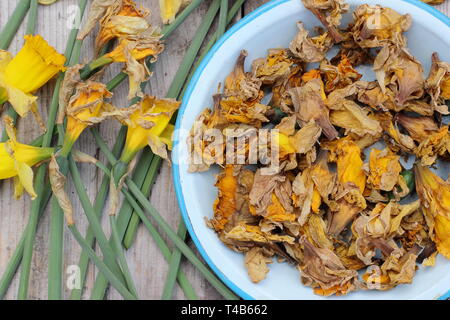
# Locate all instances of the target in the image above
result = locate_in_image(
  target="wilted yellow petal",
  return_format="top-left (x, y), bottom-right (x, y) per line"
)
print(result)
top-left (325, 137), bottom-right (366, 193)
top-left (14, 161), bottom-right (37, 199)
top-left (159, 0), bottom-right (184, 24)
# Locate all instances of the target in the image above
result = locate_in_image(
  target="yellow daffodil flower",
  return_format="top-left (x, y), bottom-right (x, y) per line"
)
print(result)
top-left (0, 35), bottom-right (65, 118)
top-left (118, 95), bottom-right (180, 163)
top-left (0, 116), bottom-right (54, 199)
top-left (62, 81), bottom-right (114, 156)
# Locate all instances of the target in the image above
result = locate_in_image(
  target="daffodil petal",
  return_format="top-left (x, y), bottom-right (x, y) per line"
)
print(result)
top-left (14, 161), bottom-right (37, 199)
top-left (148, 134), bottom-right (169, 160)
top-left (0, 50), bottom-right (12, 72)
top-left (159, 0), bottom-right (183, 24)
top-left (4, 84), bottom-right (37, 117)
top-left (13, 176), bottom-right (24, 200)
top-left (159, 123), bottom-right (175, 150)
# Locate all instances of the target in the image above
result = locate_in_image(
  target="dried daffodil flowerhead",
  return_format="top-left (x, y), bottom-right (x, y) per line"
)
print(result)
top-left (118, 95), bottom-right (180, 163)
top-left (62, 81), bottom-right (114, 156)
top-left (414, 165), bottom-right (450, 259)
top-left (0, 35), bottom-right (65, 117)
top-left (78, 0), bottom-right (151, 49)
top-left (0, 116), bottom-right (54, 199)
top-left (159, 0), bottom-right (191, 24)
top-left (351, 4), bottom-right (411, 48)
top-left (96, 0), bottom-right (151, 50)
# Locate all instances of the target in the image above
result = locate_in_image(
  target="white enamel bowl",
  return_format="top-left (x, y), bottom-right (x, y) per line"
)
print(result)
top-left (172, 0), bottom-right (450, 299)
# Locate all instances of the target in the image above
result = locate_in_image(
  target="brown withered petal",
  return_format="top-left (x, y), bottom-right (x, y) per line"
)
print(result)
top-left (425, 52), bottom-right (450, 114)
top-left (320, 56), bottom-right (362, 93)
top-left (249, 169), bottom-right (293, 217)
top-left (77, 0), bottom-right (118, 40)
top-left (252, 49), bottom-right (295, 85)
top-left (329, 100), bottom-right (382, 137)
top-left (396, 114), bottom-right (439, 142)
top-left (49, 155), bottom-right (74, 226)
top-left (351, 4), bottom-right (411, 48)
top-left (301, 0), bottom-right (349, 43)
top-left (225, 50), bottom-right (262, 101)
top-left (375, 112), bottom-right (416, 153)
top-left (302, 214), bottom-right (334, 250)
top-left (289, 79), bottom-right (338, 140)
top-left (289, 22), bottom-right (334, 63)
top-left (374, 46), bottom-right (424, 106)
top-left (367, 148), bottom-right (402, 192)
top-left (224, 222), bottom-right (295, 244)
top-left (244, 247), bottom-right (273, 283)
top-left (415, 126), bottom-right (449, 166)
top-left (299, 237), bottom-right (359, 296)
top-left (290, 120), bottom-right (322, 154)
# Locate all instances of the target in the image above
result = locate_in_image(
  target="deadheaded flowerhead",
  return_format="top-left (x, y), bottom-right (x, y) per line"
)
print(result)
top-left (425, 53), bottom-right (450, 114)
top-left (414, 165), bottom-right (450, 259)
top-left (374, 46), bottom-right (424, 106)
top-left (289, 22), bottom-right (334, 63)
top-left (351, 4), bottom-right (411, 48)
top-left (289, 78), bottom-right (338, 140)
top-left (301, 0), bottom-right (349, 43)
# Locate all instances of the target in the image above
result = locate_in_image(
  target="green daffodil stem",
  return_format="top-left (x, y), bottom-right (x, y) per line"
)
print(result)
top-left (25, 0), bottom-right (38, 35)
top-left (17, 0), bottom-right (88, 300)
top-left (109, 215), bottom-right (139, 298)
top-left (161, 220), bottom-right (187, 299)
top-left (91, 155), bottom-right (198, 299)
top-left (0, 0), bottom-right (31, 50)
top-left (67, 224), bottom-right (137, 300)
top-left (68, 157), bottom-right (131, 295)
top-left (217, 0), bottom-right (228, 38)
top-left (69, 126), bottom-right (126, 300)
top-left (88, 146), bottom-right (153, 300)
top-left (48, 148), bottom-right (67, 300)
top-left (122, 155), bottom-right (161, 249)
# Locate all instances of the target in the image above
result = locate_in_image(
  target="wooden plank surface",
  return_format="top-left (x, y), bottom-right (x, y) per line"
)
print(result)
top-left (0, 0), bottom-right (448, 300)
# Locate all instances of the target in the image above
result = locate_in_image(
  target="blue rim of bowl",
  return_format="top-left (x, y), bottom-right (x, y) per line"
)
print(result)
top-left (172, 0), bottom-right (450, 300)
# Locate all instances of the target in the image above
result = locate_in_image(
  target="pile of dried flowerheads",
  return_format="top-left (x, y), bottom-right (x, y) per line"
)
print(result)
top-left (189, 0), bottom-right (450, 296)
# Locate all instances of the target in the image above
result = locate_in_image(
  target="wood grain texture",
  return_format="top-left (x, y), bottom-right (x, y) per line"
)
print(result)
top-left (0, 0), bottom-right (448, 300)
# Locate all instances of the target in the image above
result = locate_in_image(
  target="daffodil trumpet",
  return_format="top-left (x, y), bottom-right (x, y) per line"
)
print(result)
top-left (0, 116), bottom-right (54, 199)
top-left (116, 95), bottom-right (180, 164)
top-left (59, 77), bottom-right (116, 157)
top-left (0, 35), bottom-right (66, 121)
